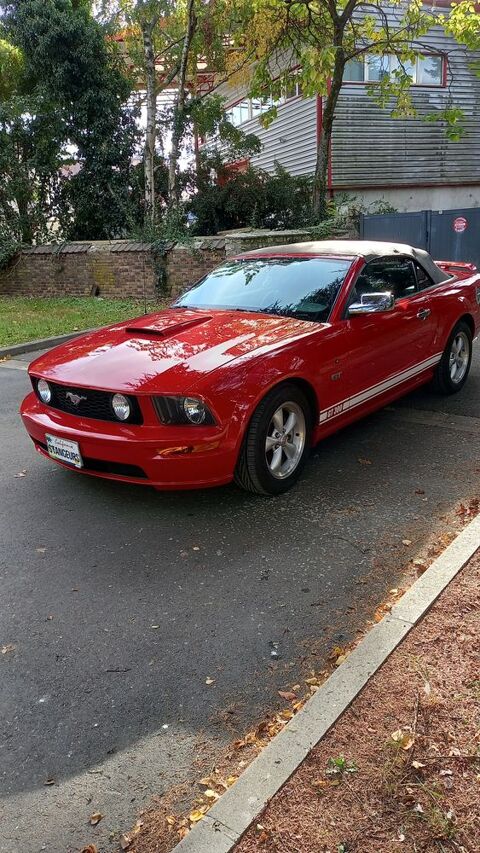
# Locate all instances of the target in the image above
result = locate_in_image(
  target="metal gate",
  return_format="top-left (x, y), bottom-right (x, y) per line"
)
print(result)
top-left (360, 207), bottom-right (480, 269)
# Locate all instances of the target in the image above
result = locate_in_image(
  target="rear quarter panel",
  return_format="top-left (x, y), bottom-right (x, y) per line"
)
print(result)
top-left (431, 272), bottom-right (480, 350)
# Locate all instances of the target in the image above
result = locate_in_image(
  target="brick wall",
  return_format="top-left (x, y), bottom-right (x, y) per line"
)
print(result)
top-left (0, 231), bottom-right (316, 300)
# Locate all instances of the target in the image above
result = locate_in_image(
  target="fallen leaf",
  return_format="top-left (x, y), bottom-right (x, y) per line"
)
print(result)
top-left (204, 789), bottom-right (218, 800)
top-left (311, 779), bottom-right (329, 788)
top-left (278, 690), bottom-right (296, 701)
top-left (89, 812), bottom-right (103, 826)
top-left (177, 827), bottom-right (189, 840)
top-left (328, 646), bottom-right (345, 661)
top-left (119, 820), bottom-right (143, 850)
top-left (335, 654), bottom-right (347, 666)
top-left (391, 729), bottom-right (415, 750)
top-left (357, 457), bottom-right (372, 465)
top-left (412, 760), bottom-right (426, 769)
top-left (205, 676), bottom-right (215, 685)
top-left (415, 489), bottom-right (425, 495)
top-left (1, 643), bottom-right (15, 655)
top-left (165, 815), bottom-right (176, 827)
top-left (81, 846), bottom-right (98, 853)
top-left (280, 708), bottom-right (294, 720)
top-left (402, 539), bottom-right (412, 546)
top-left (189, 809), bottom-right (205, 823)
top-left (305, 676), bottom-right (319, 686)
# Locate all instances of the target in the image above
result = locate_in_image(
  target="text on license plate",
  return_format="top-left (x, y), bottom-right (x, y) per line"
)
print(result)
top-left (45, 434), bottom-right (83, 468)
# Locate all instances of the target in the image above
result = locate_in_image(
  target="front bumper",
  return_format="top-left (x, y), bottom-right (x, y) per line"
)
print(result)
top-left (20, 392), bottom-right (237, 489)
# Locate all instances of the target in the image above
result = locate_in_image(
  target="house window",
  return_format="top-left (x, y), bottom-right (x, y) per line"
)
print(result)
top-left (417, 54), bottom-right (443, 85)
top-left (344, 52), bottom-right (444, 86)
top-left (366, 55), bottom-right (390, 82)
top-left (227, 100), bottom-right (250, 126)
top-left (344, 57), bottom-right (364, 81)
top-left (225, 72), bottom-right (301, 128)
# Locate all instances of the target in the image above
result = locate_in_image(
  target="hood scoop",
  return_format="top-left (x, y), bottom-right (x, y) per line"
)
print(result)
top-left (125, 314), bottom-right (211, 338)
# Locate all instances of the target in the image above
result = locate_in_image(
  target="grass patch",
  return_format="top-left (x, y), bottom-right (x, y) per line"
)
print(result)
top-left (0, 296), bottom-right (163, 347)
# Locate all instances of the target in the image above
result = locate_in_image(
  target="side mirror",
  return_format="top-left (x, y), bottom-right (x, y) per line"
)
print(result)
top-left (348, 291), bottom-right (395, 316)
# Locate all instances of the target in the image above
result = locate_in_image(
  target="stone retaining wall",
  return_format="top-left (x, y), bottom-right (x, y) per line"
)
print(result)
top-left (0, 230), bottom-right (315, 301)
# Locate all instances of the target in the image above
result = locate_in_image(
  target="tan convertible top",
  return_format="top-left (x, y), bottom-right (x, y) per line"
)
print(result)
top-left (238, 239), bottom-right (450, 285)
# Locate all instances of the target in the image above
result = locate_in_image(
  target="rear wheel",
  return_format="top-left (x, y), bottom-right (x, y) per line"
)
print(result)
top-left (433, 321), bottom-right (472, 395)
top-left (234, 384), bottom-right (312, 495)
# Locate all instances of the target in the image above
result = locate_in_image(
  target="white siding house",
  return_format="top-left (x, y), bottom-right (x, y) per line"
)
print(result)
top-left (204, 20), bottom-right (480, 213)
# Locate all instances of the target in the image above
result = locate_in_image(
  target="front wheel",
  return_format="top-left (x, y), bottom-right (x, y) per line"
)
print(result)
top-left (234, 384), bottom-right (312, 495)
top-left (433, 321), bottom-right (472, 395)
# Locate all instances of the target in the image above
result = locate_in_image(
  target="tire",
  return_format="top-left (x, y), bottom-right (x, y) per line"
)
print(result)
top-left (234, 383), bottom-right (312, 495)
top-left (433, 320), bottom-right (472, 395)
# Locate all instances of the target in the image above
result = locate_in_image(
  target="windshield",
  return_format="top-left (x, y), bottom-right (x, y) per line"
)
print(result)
top-left (173, 257), bottom-right (351, 323)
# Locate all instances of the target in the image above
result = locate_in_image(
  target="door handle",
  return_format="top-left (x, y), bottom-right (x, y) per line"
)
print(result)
top-left (417, 308), bottom-right (431, 320)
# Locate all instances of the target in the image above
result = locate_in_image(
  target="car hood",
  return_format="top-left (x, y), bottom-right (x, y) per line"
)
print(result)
top-left (29, 309), bottom-right (319, 394)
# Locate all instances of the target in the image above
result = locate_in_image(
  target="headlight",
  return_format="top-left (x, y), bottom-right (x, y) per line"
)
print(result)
top-left (153, 396), bottom-right (215, 425)
top-left (183, 397), bottom-right (207, 424)
top-left (111, 393), bottom-right (131, 421)
top-left (37, 379), bottom-right (52, 404)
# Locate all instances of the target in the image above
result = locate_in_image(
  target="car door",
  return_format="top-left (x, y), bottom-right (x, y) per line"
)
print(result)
top-left (343, 256), bottom-right (437, 411)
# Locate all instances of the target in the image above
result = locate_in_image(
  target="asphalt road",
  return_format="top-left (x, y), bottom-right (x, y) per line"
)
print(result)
top-left (1, 347), bottom-right (480, 852)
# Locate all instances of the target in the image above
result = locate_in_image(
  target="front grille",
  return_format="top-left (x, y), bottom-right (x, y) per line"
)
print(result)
top-left (35, 440), bottom-right (148, 479)
top-left (32, 378), bottom-right (143, 424)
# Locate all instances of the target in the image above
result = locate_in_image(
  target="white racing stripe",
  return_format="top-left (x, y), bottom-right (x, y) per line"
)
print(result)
top-left (319, 352), bottom-right (443, 424)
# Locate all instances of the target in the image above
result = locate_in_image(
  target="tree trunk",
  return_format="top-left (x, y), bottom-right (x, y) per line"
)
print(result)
top-left (168, 0), bottom-right (196, 208)
top-left (142, 19), bottom-right (156, 224)
top-left (312, 47), bottom-right (345, 220)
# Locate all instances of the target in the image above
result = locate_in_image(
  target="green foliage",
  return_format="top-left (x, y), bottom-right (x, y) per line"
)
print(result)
top-left (0, 0), bottom-right (139, 243)
top-left (190, 163), bottom-right (315, 235)
top-left (129, 205), bottom-right (194, 296)
top-left (0, 37), bottom-right (24, 99)
top-left (444, 1), bottom-right (480, 51)
top-left (425, 106), bottom-right (467, 142)
top-left (0, 229), bottom-right (21, 271)
top-left (326, 755), bottom-right (358, 777)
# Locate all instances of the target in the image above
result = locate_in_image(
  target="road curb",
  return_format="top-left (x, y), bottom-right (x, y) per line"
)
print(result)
top-left (173, 513), bottom-right (480, 853)
top-left (0, 329), bottom-right (94, 358)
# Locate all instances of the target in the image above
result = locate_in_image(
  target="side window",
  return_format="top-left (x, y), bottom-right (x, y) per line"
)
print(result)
top-left (414, 262), bottom-right (434, 291)
top-left (350, 258), bottom-right (418, 304)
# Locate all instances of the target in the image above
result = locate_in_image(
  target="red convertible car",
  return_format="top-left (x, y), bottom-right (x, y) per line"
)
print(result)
top-left (21, 240), bottom-right (480, 495)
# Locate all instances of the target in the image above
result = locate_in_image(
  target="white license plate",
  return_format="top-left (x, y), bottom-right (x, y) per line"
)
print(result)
top-left (45, 434), bottom-right (83, 468)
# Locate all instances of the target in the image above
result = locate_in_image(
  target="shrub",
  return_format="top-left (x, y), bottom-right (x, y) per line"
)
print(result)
top-left (189, 162), bottom-right (315, 235)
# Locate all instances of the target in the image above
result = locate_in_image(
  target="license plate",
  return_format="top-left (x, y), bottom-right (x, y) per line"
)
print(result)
top-left (45, 434), bottom-right (83, 468)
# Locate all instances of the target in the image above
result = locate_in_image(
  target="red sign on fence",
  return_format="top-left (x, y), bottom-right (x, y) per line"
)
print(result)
top-left (453, 216), bottom-right (468, 233)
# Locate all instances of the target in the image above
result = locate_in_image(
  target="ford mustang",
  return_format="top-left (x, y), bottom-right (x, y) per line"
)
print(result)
top-left (21, 240), bottom-right (480, 495)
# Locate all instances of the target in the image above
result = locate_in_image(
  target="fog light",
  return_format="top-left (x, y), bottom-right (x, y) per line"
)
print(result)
top-left (183, 397), bottom-right (206, 424)
top-left (112, 393), bottom-right (131, 421)
top-left (37, 379), bottom-right (51, 404)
